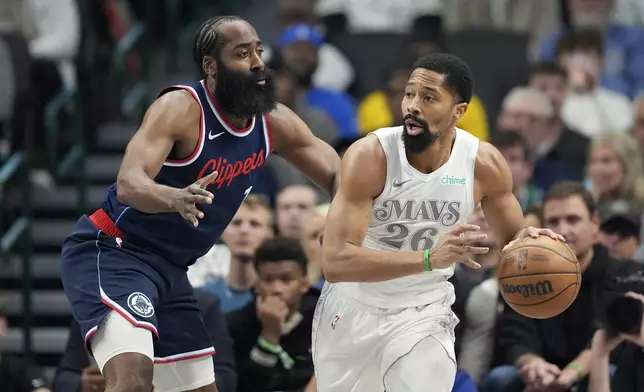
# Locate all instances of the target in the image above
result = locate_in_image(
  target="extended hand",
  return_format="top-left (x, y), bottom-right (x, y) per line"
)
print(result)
top-left (503, 227), bottom-right (565, 252)
top-left (172, 171), bottom-right (218, 227)
top-left (429, 223), bottom-right (490, 270)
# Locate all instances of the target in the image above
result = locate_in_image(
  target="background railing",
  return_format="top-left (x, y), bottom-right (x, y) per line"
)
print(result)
top-left (0, 152), bottom-right (32, 359)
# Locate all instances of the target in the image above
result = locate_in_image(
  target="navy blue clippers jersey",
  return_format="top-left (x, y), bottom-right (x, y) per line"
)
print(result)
top-left (101, 80), bottom-right (272, 266)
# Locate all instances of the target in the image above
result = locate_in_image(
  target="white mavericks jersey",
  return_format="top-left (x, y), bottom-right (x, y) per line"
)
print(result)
top-left (339, 126), bottom-right (479, 309)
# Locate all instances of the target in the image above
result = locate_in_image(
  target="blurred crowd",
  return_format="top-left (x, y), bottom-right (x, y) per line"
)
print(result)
top-left (2, 0), bottom-right (644, 391)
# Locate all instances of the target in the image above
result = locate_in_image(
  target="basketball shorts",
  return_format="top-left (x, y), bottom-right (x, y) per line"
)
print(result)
top-left (312, 283), bottom-right (459, 392)
top-left (60, 214), bottom-right (215, 391)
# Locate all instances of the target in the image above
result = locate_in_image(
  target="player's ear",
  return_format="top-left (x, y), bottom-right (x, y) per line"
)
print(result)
top-left (454, 102), bottom-right (468, 120)
top-left (202, 55), bottom-right (217, 77)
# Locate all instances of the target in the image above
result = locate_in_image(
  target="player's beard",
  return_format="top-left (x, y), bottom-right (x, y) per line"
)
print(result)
top-left (401, 114), bottom-right (439, 154)
top-left (214, 63), bottom-right (277, 118)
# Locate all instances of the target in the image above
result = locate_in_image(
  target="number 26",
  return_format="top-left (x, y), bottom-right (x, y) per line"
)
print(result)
top-left (378, 224), bottom-right (438, 251)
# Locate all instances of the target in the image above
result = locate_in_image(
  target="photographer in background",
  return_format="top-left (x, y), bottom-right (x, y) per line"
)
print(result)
top-left (589, 271), bottom-right (644, 392)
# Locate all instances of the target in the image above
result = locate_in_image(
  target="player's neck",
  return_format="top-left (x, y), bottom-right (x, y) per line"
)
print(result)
top-left (226, 256), bottom-right (257, 290)
top-left (406, 127), bottom-right (456, 174)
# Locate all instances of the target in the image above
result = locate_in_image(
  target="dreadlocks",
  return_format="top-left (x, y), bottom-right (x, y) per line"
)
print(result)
top-left (193, 15), bottom-right (242, 76)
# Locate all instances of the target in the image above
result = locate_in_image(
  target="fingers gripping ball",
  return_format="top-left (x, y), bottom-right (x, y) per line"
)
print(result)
top-left (499, 236), bottom-right (581, 319)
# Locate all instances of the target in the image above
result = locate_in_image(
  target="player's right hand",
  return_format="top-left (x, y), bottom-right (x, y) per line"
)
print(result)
top-left (428, 223), bottom-right (489, 270)
top-left (172, 171), bottom-right (218, 227)
top-left (257, 295), bottom-right (289, 343)
top-left (81, 365), bottom-right (106, 392)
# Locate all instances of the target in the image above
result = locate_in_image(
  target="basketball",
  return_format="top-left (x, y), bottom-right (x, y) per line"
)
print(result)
top-left (498, 236), bottom-right (581, 319)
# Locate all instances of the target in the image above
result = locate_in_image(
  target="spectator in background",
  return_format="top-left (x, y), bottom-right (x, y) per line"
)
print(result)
top-left (497, 87), bottom-right (581, 190)
top-left (227, 237), bottom-right (317, 392)
top-left (555, 29), bottom-right (634, 138)
top-left (587, 132), bottom-right (644, 208)
top-left (357, 61), bottom-right (410, 134)
top-left (523, 203), bottom-right (543, 228)
top-left (275, 185), bottom-right (317, 239)
top-left (481, 182), bottom-right (633, 392)
top-left (528, 62), bottom-right (590, 181)
top-left (597, 199), bottom-right (644, 262)
top-left (266, 55), bottom-right (337, 203)
top-left (261, 0), bottom-right (355, 93)
top-left (491, 132), bottom-right (542, 211)
top-left (0, 299), bottom-right (50, 392)
top-left (632, 95), bottom-right (644, 159)
top-left (539, 0), bottom-right (644, 99)
top-left (202, 195), bottom-right (274, 314)
top-left (52, 289), bottom-right (237, 392)
top-left (314, 0), bottom-right (442, 35)
top-left (279, 24), bottom-right (359, 140)
top-left (301, 204), bottom-right (329, 291)
top-left (443, 0), bottom-right (561, 60)
top-left (358, 59), bottom-right (490, 141)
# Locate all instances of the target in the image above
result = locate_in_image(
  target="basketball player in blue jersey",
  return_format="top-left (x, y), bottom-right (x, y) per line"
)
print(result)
top-left (59, 16), bottom-right (340, 392)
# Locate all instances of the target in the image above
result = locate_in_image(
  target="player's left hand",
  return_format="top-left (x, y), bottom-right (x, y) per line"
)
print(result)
top-left (503, 227), bottom-right (565, 252)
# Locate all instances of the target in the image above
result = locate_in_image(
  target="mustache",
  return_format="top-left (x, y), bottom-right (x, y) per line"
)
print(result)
top-left (403, 114), bottom-right (429, 129)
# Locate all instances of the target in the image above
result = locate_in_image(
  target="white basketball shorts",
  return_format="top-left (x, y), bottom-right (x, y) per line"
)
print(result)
top-left (312, 284), bottom-right (458, 392)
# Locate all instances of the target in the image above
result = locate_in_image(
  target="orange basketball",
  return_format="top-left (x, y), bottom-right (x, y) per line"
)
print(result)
top-left (498, 236), bottom-right (581, 319)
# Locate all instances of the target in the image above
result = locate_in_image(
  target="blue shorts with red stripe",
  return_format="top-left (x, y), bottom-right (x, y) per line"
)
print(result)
top-left (60, 210), bottom-right (215, 363)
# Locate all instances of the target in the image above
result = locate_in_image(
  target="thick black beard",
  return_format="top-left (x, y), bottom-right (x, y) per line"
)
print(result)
top-left (213, 63), bottom-right (277, 119)
top-left (401, 114), bottom-right (439, 154)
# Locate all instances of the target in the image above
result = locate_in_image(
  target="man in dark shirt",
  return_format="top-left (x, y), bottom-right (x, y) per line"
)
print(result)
top-left (481, 182), bottom-right (644, 392)
top-left (52, 289), bottom-right (237, 392)
top-left (227, 237), bottom-right (318, 392)
top-left (0, 299), bottom-right (50, 392)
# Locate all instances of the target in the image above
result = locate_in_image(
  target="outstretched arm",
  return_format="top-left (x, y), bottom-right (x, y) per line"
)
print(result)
top-left (477, 142), bottom-right (562, 246)
top-left (116, 90), bottom-right (208, 213)
top-left (269, 104), bottom-right (341, 197)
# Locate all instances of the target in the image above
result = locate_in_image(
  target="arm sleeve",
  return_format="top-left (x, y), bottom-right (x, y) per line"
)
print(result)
top-left (458, 280), bottom-right (499, 383)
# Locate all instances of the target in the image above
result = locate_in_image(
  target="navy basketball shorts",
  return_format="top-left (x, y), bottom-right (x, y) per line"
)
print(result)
top-left (60, 211), bottom-right (215, 365)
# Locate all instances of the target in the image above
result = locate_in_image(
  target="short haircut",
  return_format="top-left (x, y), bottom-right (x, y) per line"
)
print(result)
top-left (193, 15), bottom-right (244, 75)
top-left (254, 236), bottom-right (308, 275)
top-left (491, 131), bottom-right (532, 162)
top-left (555, 28), bottom-right (604, 57)
top-left (412, 53), bottom-right (474, 104)
top-left (529, 62), bottom-right (567, 81)
top-left (543, 181), bottom-right (597, 217)
top-left (241, 194), bottom-right (273, 224)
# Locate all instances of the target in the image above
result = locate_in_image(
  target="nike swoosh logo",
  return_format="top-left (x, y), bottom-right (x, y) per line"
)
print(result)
top-left (208, 131), bottom-right (225, 140)
top-left (392, 179), bottom-right (411, 187)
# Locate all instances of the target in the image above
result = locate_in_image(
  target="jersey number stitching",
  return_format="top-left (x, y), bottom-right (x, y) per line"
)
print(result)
top-left (378, 224), bottom-right (439, 251)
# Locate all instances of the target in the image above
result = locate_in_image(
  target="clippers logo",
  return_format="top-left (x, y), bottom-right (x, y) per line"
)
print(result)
top-left (331, 315), bottom-right (340, 330)
top-left (127, 292), bottom-right (155, 318)
top-left (197, 150), bottom-right (266, 189)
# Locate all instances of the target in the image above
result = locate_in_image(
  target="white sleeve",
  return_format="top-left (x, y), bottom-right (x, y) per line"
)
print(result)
top-left (458, 279), bottom-right (499, 384)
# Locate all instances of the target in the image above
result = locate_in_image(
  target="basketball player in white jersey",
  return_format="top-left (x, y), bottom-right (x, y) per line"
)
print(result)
top-left (312, 53), bottom-right (564, 392)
